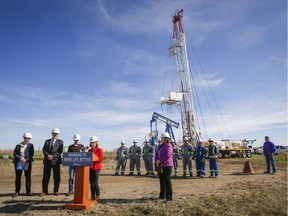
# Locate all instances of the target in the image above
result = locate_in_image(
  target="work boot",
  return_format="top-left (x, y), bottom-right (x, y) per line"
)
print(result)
top-left (151, 172), bottom-right (155, 175)
top-left (121, 171), bottom-right (125, 175)
top-left (129, 172), bottom-right (133, 176)
top-left (182, 171), bottom-right (187, 177)
top-left (146, 172), bottom-right (150, 175)
top-left (137, 172), bottom-right (141, 176)
top-left (115, 172), bottom-right (119, 176)
top-left (26, 192), bottom-right (32, 196)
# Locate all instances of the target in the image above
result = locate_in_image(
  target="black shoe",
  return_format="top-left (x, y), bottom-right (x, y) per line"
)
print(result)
top-left (137, 172), bottom-right (141, 176)
top-left (129, 173), bottom-right (133, 176)
top-left (12, 193), bottom-right (19, 198)
top-left (151, 172), bottom-right (155, 175)
top-left (146, 172), bottom-right (150, 175)
top-left (26, 192), bottom-right (32, 196)
top-left (54, 192), bottom-right (60, 196)
top-left (264, 171), bottom-right (271, 174)
top-left (121, 172), bottom-right (124, 175)
top-left (39, 192), bottom-right (47, 197)
top-left (91, 194), bottom-right (96, 200)
top-left (66, 191), bottom-right (73, 196)
top-left (95, 195), bottom-right (100, 202)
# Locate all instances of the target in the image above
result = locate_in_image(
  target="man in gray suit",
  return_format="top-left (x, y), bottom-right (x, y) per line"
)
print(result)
top-left (40, 128), bottom-right (63, 196)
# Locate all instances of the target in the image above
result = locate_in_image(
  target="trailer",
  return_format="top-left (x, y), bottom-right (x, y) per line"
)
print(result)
top-left (215, 139), bottom-right (256, 158)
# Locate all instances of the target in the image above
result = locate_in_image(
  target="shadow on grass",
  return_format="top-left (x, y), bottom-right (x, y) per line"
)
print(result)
top-left (98, 197), bottom-right (159, 204)
top-left (0, 198), bottom-right (68, 213)
top-left (229, 172), bottom-right (270, 176)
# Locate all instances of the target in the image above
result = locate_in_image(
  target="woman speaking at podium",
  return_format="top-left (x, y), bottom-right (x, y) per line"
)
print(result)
top-left (88, 136), bottom-right (104, 202)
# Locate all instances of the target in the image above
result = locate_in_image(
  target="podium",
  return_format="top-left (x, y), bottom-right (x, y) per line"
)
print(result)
top-left (63, 152), bottom-right (98, 210)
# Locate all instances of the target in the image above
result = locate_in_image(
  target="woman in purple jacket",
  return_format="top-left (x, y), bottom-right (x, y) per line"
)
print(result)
top-left (155, 132), bottom-right (174, 202)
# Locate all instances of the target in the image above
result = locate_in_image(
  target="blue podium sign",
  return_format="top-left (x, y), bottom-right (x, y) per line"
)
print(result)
top-left (63, 152), bottom-right (93, 167)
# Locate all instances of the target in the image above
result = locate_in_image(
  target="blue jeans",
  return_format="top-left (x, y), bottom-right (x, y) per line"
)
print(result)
top-left (68, 166), bottom-right (76, 191)
top-left (265, 154), bottom-right (276, 172)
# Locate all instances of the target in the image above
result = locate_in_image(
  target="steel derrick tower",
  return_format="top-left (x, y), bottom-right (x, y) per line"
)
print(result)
top-left (167, 9), bottom-right (199, 144)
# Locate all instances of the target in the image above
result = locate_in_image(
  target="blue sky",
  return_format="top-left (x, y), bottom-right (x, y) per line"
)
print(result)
top-left (0, 0), bottom-right (286, 150)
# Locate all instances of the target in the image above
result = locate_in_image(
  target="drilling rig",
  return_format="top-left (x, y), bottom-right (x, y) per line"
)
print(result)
top-left (160, 9), bottom-right (200, 145)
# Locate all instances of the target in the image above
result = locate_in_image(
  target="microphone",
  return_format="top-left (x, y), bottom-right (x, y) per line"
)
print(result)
top-left (81, 146), bottom-right (89, 152)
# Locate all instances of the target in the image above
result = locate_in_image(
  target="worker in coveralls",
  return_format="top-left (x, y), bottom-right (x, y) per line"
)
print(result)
top-left (194, 140), bottom-right (207, 177)
top-left (207, 138), bottom-right (219, 178)
top-left (129, 139), bottom-right (141, 175)
top-left (181, 137), bottom-right (193, 177)
top-left (142, 139), bottom-right (155, 175)
top-left (115, 141), bottom-right (128, 175)
top-left (171, 139), bottom-right (180, 177)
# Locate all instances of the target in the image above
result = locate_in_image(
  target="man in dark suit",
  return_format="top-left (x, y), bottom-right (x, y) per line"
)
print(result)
top-left (40, 128), bottom-right (63, 196)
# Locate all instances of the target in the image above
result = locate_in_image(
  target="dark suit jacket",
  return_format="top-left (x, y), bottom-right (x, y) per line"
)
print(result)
top-left (42, 138), bottom-right (63, 165)
top-left (13, 142), bottom-right (34, 163)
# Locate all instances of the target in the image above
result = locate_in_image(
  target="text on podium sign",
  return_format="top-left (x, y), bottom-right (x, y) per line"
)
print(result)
top-left (62, 152), bottom-right (93, 167)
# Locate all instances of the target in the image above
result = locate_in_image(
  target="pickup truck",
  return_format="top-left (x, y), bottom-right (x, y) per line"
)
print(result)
top-left (274, 145), bottom-right (288, 155)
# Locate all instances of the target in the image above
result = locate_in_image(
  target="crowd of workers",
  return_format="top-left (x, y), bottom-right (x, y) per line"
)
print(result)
top-left (114, 136), bottom-right (219, 178)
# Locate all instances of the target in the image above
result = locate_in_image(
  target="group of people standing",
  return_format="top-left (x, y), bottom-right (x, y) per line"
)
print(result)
top-left (115, 139), bottom-right (155, 176)
top-left (12, 130), bottom-right (277, 204)
top-left (114, 136), bottom-right (220, 179)
top-left (12, 128), bottom-right (104, 202)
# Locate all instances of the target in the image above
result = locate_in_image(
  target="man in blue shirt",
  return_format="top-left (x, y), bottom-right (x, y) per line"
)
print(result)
top-left (263, 136), bottom-right (276, 174)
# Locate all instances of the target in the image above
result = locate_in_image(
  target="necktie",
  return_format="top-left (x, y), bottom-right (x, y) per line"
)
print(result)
top-left (50, 139), bottom-right (54, 151)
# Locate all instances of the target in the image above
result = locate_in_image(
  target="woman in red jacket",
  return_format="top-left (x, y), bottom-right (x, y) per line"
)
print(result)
top-left (88, 136), bottom-right (103, 201)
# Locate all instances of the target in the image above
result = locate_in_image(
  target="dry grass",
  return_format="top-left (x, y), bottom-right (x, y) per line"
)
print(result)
top-left (0, 150), bottom-right (287, 216)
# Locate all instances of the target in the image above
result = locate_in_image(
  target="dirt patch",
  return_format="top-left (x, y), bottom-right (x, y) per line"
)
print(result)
top-left (0, 155), bottom-right (287, 215)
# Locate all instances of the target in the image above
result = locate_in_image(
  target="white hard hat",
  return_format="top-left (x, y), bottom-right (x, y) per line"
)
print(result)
top-left (133, 139), bottom-right (138, 143)
top-left (73, 133), bottom-right (81, 141)
top-left (183, 137), bottom-right (189, 141)
top-left (52, 128), bottom-right (60, 134)
top-left (89, 136), bottom-right (99, 142)
top-left (120, 140), bottom-right (125, 145)
top-left (197, 139), bottom-right (203, 143)
top-left (171, 139), bottom-right (175, 143)
top-left (23, 132), bottom-right (32, 139)
top-left (145, 139), bottom-right (149, 143)
top-left (208, 138), bottom-right (214, 142)
top-left (161, 132), bottom-right (170, 139)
